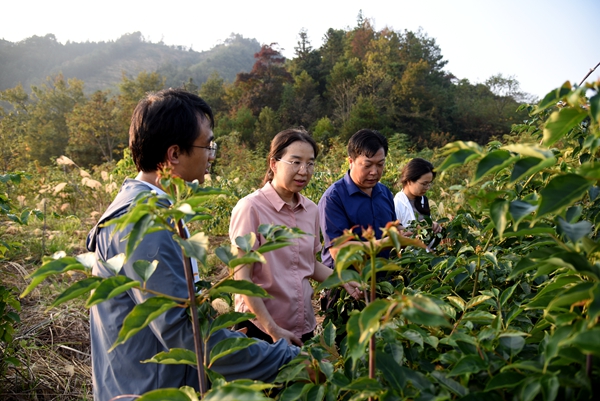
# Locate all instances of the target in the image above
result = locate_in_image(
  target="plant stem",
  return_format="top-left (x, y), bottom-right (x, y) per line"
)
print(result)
top-left (472, 233), bottom-right (494, 298)
top-left (368, 242), bottom-right (377, 401)
top-left (177, 220), bottom-right (207, 397)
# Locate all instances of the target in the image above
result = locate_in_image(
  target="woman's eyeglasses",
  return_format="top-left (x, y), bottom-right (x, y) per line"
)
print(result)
top-left (417, 181), bottom-right (433, 189)
top-left (276, 158), bottom-right (315, 173)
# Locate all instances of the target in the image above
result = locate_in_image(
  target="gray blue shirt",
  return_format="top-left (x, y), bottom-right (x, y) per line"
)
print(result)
top-left (86, 178), bottom-right (299, 401)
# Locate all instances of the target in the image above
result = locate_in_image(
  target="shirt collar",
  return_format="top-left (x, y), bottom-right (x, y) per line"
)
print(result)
top-left (134, 172), bottom-right (167, 196)
top-left (262, 181), bottom-right (306, 212)
top-left (343, 170), bottom-right (381, 197)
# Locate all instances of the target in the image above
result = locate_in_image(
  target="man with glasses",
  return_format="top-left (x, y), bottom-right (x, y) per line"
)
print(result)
top-left (317, 129), bottom-right (397, 321)
top-left (86, 88), bottom-right (300, 401)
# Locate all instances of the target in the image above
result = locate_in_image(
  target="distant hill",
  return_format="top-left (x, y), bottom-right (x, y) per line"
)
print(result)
top-left (0, 32), bottom-right (262, 93)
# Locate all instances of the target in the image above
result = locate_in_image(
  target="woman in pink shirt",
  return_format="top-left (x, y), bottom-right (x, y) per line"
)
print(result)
top-left (230, 128), bottom-right (360, 346)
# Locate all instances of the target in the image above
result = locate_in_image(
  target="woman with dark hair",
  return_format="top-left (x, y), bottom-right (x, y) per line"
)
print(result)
top-left (229, 128), bottom-right (361, 346)
top-left (394, 158), bottom-right (442, 234)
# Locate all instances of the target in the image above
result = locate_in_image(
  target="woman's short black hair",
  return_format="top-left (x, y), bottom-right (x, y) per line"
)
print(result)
top-left (129, 88), bottom-right (214, 172)
top-left (400, 158), bottom-right (436, 186)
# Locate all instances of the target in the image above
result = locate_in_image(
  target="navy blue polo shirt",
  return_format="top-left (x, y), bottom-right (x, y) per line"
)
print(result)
top-left (318, 171), bottom-right (397, 269)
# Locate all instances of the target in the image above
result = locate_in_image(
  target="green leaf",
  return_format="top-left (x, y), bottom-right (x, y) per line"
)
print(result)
top-left (209, 337), bottom-right (258, 366)
top-left (341, 377), bottom-right (384, 392)
top-left (305, 383), bottom-right (325, 401)
top-left (446, 295), bottom-right (466, 312)
top-left (110, 297), bottom-right (180, 351)
top-left (490, 199), bottom-right (509, 239)
top-left (534, 82), bottom-right (571, 114)
top-left (499, 336), bottom-right (525, 358)
top-left (461, 310), bottom-right (496, 325)
top-left (174, 232), bottom-right (208, 267)
top-left (142, 348), bottom-right (197, 366)
top-left (137, 388), bottom-right (194, 401)
top-left (358, 299), bottom-right (389, 343)
top-left (505, 224), bottom-right (555, 238)
top-left (543, 107), bottom-right (587, 146)
top-left (235, 232), bottom-right (256, 253)
top-left (437, 149), bottom-right (480, 172)
top-left (209, 279), bottom-right (271, 298)
top-left (543, 325), bottom-right (573, 370)
top-left (521, 379), bottom-right (542, 401)
top-left (206, 386), bottom-right (277, 401)
top-left (587, 284), bottom-right (600, 325)
top-left (133, 259), bottom-right (159, 282)
top-left (509, 257), bottom-right (536, 279)
top-left (277, 382), bottom-right (310, 401)
top-left (509, 200), bottom-right (537, 225)
top-left (375, 350), bottom-right (405, 390)
top-left (403, 296), bottom-right (450, 327)
top-left (125, 214), bottom-right (154, 260)
top-left (75, 252), bottom-right (97, 269)
top-left (101, 253), bottom-right (126, 276)
top-left (86, 275), bottom-right (141, 307)
top-left (510, 156), bottom-right (556, 183)
top-left (215, 246), bottom-right (235, 265)
top-left (49, 277), bottom-right (103, 308)
top-left (430, 370), bottom-right (468, 397)
top-left (502, 144), bottom-right (554, 159)
top-left (315, 269), bottom-right (361, 292)
top-left (547, 282), bottom-right (595, 311)
top-left (590, 93), bottom-right (600, 124)
top-left (209, 311), bottom-right (255, 336)
top-left (466, 295), bottom-right (492, 310)
top-left (541, 375), bottom-right (559, 401)
top-left (399, 329), bottom-right (424, 347)
top-left (334, 244), bottom-right (365, 274)
top-left (500, 283), bottom-right (519, 306)
top-left (346, 312), bottom-right (367, 365)
top-left (474, 150), bottom-right (514, 182)
top-left (556, 217), bottom-right (592, 243)
top-left (537, 174), bottom-right (591, 219)
top-left (484, 371), bottom-right (526, 391)
top-left (275, 359), bottom-right (311, 383)
top-left (21, 257), bottom-right (85, 298)
top-left (179, 386), bottom-right (200, 401)
top-left (448, 355), bottom-right (488, 376)
top-left (228, 253), bottom-right (266, 269)
top-left (256, 241), bottom-right (294, 254)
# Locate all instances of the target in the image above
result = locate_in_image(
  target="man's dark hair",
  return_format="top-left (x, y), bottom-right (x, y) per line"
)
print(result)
top-left (129, 88), bottom-right (214, 172)
top-left (347, 129), bottom-right (388, 159)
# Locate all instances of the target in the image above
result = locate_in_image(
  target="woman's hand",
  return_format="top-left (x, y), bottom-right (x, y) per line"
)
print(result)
top-left (268, 325), bottom-right (303, 346)
top-left (342, 281), bottom-right (363, 300)
top-left (432, 221), bottom-right (442, 234)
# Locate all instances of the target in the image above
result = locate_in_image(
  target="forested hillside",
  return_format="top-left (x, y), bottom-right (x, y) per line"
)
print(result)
top-left (1, 16), bottom-right (532, 170)
top-left (0, 32), bottom-right (261, 93)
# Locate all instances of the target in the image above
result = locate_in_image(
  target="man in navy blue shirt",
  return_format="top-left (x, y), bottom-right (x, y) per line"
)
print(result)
top-left (318, 129), bottom-right (397, 317)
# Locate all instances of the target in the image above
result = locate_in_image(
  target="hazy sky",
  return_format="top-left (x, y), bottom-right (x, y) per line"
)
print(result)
top-left (2, 0), bottom-right (599, 99)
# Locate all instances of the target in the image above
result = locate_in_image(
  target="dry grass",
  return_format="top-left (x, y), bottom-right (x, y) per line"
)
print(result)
top-left (0, 232), bottom-right (325, 400)
top-left (1, 260), bottom-right (92, 400)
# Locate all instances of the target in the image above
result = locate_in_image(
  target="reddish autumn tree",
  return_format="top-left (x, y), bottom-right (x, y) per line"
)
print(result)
top-left (233, 44), bottom-right (292, 116)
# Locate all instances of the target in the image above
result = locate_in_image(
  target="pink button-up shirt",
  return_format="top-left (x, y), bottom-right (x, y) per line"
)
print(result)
top-left (229, 182), bottom-right (322, 337)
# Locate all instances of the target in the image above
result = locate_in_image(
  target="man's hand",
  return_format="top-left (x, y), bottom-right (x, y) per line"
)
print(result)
top-left (432, 221), bottom-right (442, 234)
top-left (342, 281), bottom-right (363, 300)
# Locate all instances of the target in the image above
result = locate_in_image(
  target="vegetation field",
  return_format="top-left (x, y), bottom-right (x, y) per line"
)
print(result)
top-left (1, 14), bottom-right (599, 401)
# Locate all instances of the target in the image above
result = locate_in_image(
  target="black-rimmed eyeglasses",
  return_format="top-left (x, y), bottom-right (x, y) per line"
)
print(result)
top-left (191, 141), bottom-right (217, 157)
